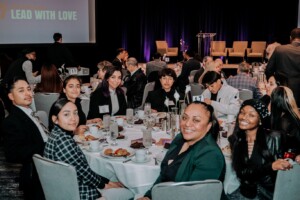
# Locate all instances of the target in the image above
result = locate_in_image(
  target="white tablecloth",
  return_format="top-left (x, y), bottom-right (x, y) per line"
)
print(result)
top-left (83, 124), bottom-right (170, 195)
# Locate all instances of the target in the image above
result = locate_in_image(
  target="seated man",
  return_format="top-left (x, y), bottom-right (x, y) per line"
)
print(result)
top-left (227, 62), bottom-right (262, 99)
top-left (1, 77), bottom-right (46, 200)
top-left (202, 71), bottom-right (240, 118)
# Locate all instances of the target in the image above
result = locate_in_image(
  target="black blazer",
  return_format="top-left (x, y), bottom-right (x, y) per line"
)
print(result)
top-left (1, 105), bottom-right (45, 199)
top-left (87, 88), bottom-right (127, 119)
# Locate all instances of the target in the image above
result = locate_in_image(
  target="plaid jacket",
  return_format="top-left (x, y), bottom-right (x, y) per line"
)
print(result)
top-left (44, 125), bottom-right (109, 200)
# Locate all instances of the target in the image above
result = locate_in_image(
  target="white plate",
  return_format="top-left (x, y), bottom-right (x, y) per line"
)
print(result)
top-left (85, 146), bottom-right (103, 152)
top-left (131, 157), bottom-right (151, 163)
top-left (101, 147), bottom-right (135, 159)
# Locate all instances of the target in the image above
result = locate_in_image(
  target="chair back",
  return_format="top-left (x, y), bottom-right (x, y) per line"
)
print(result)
top-left (140, 82), bottom-right (155, 109)
top-left (247, 41), bottom-right (266, 61)
top-left (156, 40), bottom-right (178, 57)
top-left (239, 89), bottom-right (253, 102)
top-left (35, 110), bottom-right (48, 128)
top-left (210, 41), bottom-right (227, 57)
top-left (151, 180), bottom-right (223, 200)
top-left (32, 154), bottom-right (80, 200)
top-left (228, 41), bottom-right (248, 58)
top-left (273, 164), bottom-right (300, 200)
top-left (190, 83), bottom-right (205, 98)
top-left (34, 93), bottom-right (59, 116)
top-left (189, 70), bottom-right (199, 83)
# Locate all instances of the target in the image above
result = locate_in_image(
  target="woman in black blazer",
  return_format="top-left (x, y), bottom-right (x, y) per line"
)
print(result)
top-left (88, 67), bottom-right (127, 119)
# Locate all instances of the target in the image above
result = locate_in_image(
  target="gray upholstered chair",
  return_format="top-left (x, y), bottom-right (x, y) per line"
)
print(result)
top-left (33, 154), bottom-right (80, 200)
top-left (140, 81), bottom-right (155, 109)
top-left (239, 89), bottom-right (253, 102)
top-left (34, 93), bottom-right (59, 117)
top-left (151, 180), bottom-right (223, 200)
top-left (273, 163), bottom-right (300, 200)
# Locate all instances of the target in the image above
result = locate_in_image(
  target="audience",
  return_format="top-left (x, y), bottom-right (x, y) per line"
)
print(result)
top-left (228, 99), bottom-right (291, 200)
top-left (88, 67), bottom-right (127, 119)
top-left (1, 77), bottom-right (45, 200)
top-left (145, 68), bottom-right (183, 112)
top-left (138, 102), bottom-right (225, 200)
top-left (124, 57), bottom-right (147, 109)
top-left (3, 49), bottom-right (40, 86)
top-left (59, 75), bottom-right (101, 135)
top-left (34, 63), bottom-right (62, 93)
top-left (45, 98), bottom-right (133, 200)
top-left (270, 86), bottom-right (300, 163)
top-left (146, 52), bottom-right (167, 77)
top-left (202, 71), bottom-right (240, 118)
top-left (227, 62), bottom-right (262, 99)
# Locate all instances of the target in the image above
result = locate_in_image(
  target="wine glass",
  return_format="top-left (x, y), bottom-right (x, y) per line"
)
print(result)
top-left (144, 103), bottom-right (151, 117)
top-left (110, 122), bottom-right (118, 146)
top-left (142, 128), bottom-right (152, 155)
top-left (102, 114), bottom-right (110, 143)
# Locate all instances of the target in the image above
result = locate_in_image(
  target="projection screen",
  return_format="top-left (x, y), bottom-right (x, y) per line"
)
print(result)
top-left (0, 0), bottom-right (95, 44)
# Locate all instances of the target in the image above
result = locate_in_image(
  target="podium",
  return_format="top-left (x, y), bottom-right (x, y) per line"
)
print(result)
top-left (196, 32), bottom-right (216, 58)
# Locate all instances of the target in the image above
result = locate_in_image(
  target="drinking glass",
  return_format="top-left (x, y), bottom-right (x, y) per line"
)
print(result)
top-left (126, 108), bottom-right (134, 128)
top-left (144, 103), bottom-right (151, 117)
top-left (142, 128), bottom-right (152, 155)
top-left (103, 114), bottom-right (110, 143)
top-left (110, 122), bottom-right (118, 146)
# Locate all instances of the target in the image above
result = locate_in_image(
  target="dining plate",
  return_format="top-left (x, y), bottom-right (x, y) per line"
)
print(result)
top-left (85, 146), bottom-right (103, 152)
top-left (101, 147), bottom-right (135, 159)
top-left (131, 157), bottom-right (151, 164)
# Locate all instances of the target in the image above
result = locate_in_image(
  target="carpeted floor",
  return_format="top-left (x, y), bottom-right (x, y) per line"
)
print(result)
top-left (0, 146), bottom-right (24, 199)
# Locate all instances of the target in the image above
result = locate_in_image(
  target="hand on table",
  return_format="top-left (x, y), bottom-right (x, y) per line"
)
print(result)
top-left (74, 125), bottom-right (88, 135)
top-left (295, 155), bottom-right (300, 164)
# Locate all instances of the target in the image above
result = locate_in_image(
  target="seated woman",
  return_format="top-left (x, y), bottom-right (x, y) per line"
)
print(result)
top-left (59, 75), bottom-right (101, 135)
top-left (270, 86), bottom-right (300, 164)
top-left (45, 98), bottom-right (133, 200)
top-left (87, 67), bottom-right (127, 119)
top-left (145, 68), bottom-right (184, 112)
top-left (138, 102), bottom-right (225, 200)
top-left (228, 99), bottom-right (292, 200)
top-left (34, 63), bottom-right (62, 93)
top-left (201, 71), bottom-right (240, 118)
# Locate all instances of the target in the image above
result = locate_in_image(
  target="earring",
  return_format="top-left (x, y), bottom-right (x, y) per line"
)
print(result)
top-left (259, 121), bottom-right (262, 125)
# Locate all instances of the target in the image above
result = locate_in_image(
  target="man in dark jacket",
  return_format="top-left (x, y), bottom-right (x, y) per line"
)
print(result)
top-left (124, 57), bottom-right (147, 109)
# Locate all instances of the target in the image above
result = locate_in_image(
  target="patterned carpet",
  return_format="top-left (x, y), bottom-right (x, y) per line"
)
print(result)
top-left (0, 146), bottom-right (24, 199)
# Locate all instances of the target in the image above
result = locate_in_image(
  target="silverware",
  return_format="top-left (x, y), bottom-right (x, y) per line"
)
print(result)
top-left (123, 158), bottom-right (131, 163)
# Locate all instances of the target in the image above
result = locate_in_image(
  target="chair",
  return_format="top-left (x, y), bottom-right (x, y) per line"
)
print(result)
top-left (151, 180), bottom-right (223, 200)
top-left (35, 110), bottom-right (48, 128)
top-left (239, 89), bottom-right (253, 102)
top-left (190, 83), bottom-right (205, 100)
top-left (210, 41), bottom-right (227, 57)
top-left (228, 41), bottom-right (248, 59)
top-left (155, 41), bottom-right (178, 57)
top-left (32, 154), bottom-right (80, 200)
top-left (189, 70), bottom-right (199, 83)
top-left (34, 93), bottom-right (59, 116)
top-left (140, 81), bottom-right (155, 109)
top-left (273, 164), bottom-right (300, 200)
top-left (246, 41), bottom-right (266, 62)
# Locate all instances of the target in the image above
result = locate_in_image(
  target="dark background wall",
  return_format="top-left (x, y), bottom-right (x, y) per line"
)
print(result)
top-left (0, 0), bottom-right (299, 76)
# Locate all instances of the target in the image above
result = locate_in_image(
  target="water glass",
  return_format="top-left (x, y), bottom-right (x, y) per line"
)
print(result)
top-left (110, 122), bottom-right (118, 146)
top-left (126, 108), bottom-right (134, 127)
top-left (142, 128), bottom-right (152, 155)
top-left (103, 114), bottom-right (110, 132)
top-left (144, 103), bottom-right (151, 116)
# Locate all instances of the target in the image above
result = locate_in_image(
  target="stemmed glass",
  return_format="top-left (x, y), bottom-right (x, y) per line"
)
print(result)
top-left (144, 103), bottom-right (151, 117)
top-left (142, 128), bottom-right (152, 155)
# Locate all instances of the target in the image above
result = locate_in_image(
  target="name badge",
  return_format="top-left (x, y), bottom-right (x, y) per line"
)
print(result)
top-left (168, 100), bottom-right (175, 106)
top-left (99, 105), bottom-right (109, 113)
top-left (193, 95), bottom-right (204, 102)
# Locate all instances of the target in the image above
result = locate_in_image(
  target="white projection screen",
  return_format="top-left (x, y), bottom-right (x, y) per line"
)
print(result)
top-left (0, 0), bottom-right (95, 44)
